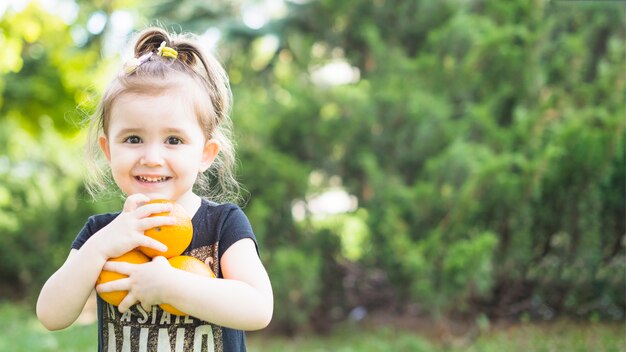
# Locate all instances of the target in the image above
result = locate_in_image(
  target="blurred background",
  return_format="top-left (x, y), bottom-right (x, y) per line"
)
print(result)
top-left (0, 0), bottom-right (624, 351)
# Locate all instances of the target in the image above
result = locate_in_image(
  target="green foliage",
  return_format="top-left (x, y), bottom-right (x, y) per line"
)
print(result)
top-left (0, 121), bottom-right (116, 298)
top-left (267, 247), bottom-right (321, 334)
top-left (221, 0), bottom-right (625, 326)
top-left (0, 2), bottom-right (117, 299)
top-left (0, 2), bottom-right (102, 134)
top-left (0, 0), bottom-right (623, 336)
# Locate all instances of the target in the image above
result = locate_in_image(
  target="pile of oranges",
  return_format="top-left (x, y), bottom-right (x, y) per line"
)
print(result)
top-left (96, 199), bottom-right (215, 316)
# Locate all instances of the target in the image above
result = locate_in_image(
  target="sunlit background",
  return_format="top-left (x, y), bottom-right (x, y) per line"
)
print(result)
top-left (0, 0), bottom-right (624, 351)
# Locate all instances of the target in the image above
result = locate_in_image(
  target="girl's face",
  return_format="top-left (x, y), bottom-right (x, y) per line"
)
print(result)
top-left (99, 92), bottom-right (218, 203)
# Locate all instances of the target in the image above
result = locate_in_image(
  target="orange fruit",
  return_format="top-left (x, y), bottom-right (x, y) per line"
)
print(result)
top-left (96, 250), bottom-right (150, 306)
top-left (159, 255), bottom-right (216, 316)
top-left (138, 199), bottom-right (193, 258)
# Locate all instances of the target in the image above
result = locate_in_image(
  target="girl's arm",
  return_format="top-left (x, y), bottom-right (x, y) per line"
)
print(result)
top-left (37, 195), bottom-right (172, 330)
top-left (98, 238), bottom-right (273, 330)
top-left (36, 245), bottom-right (108, 330)
top-left (172, 238), bottom-right (273, 330)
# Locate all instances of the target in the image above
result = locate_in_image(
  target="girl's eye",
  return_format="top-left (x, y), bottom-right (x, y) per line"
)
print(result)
top-left (166, 136), bottom-right (183, 145)
top-left (124, 136), bottom-right (142, 144)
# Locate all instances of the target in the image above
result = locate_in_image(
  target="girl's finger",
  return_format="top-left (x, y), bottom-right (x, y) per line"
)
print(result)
top-left (134, 202), bottom-right (173, 219)
top-left (140, 302), bottom-right (152, 313)
top-left (151, 256), bottom-right (169, 265)
top-left (96, 277), bottom-right (131, 293)
top-left (137, 237), bottom-right (168, 253)
top-left (138, 216), bottom-right (176, 231)
top-left (102, 261), bottom-right (135, 275)
top-left (117, 293), bottom-right (138, 313)
top-left (123, 193), bottom-right (151, 212)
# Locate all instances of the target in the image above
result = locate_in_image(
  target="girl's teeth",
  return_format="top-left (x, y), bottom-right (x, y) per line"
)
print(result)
top-left (138, 176), bottom-right (167, 182)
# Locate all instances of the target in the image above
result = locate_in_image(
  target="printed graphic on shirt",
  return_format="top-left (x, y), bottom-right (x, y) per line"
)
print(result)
top-left (187, 244), bottom-right (220, 276)
top-left (102, 243), bottom-right (222, 352)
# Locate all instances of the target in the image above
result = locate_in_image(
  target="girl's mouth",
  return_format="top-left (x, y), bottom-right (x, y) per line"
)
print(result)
top-left (136, 176), bottom-right (171, 183)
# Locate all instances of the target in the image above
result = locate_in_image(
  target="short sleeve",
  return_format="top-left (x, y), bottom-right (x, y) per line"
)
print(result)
top-left (71, 213), bottom-right (119, 250)
top-left (217, 205), bottom-right (258, 260)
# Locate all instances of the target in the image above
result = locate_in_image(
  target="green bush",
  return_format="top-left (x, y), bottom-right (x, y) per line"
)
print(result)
top-left (1, 0), bottom-right (623, 334)
top-left (0, 122), bottom-right (116, 300)
top-left (233, 0), bottom-right (625, 322)
top-left (267, 246), bottom-right (322, 334)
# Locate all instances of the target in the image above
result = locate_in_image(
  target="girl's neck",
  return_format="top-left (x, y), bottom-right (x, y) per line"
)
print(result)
top-left (174, 191), bottom-right (202, 219)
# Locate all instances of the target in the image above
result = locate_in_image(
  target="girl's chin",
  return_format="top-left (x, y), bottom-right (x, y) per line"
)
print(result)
top-left (142, 192), bottom-right (170, 200)
top-left (132, 180), bottom-right (171, 192)
top-left (124, 185), bottom-right (173, 199)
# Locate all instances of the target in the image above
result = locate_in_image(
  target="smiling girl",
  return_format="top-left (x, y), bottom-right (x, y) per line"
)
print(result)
top-left (36, 28), bottom-right (273, 352)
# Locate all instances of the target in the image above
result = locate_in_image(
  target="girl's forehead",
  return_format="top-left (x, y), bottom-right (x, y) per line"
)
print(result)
top-left (114, 90), bottom-right (187, 107)
top-left (108, 92), bottom-right (201, 131)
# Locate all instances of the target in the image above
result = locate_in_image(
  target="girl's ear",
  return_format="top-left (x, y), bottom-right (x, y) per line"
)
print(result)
top-left (200, 139), bottom-right (219, 172)
top-left (99, 135), bottom-right (112, 162)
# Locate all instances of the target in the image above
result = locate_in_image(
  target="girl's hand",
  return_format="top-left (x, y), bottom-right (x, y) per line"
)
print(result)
top-left (96, 256), bottom-right (175, 313)
top-left (92, 193), bottom-right (174, 260)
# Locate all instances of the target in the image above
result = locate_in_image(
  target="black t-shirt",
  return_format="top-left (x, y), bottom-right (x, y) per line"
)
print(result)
top-left (72, 199), bottom-right (256, 352)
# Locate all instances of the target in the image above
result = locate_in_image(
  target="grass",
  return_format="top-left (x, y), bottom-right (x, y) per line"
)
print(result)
top-left (461, 320), bottom-right (625, 352)
top-left (0, 302), bottom-right (97, 352)
top-left (2, 301), bottom-right (624, 352)
top-left (247, 320), bottom-right (626, 352)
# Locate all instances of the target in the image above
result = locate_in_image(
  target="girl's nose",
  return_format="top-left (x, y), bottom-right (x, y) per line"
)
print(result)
top-left (140, 144), bottom-right (164, 166)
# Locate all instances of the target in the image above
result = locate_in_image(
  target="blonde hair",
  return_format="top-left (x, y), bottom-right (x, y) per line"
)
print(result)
top-left (86, 27), bottom-right (240, 203)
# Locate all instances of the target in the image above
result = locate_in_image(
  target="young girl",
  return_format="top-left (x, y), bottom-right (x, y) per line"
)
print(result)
top-left (36, 27), bottom-right (273, 351)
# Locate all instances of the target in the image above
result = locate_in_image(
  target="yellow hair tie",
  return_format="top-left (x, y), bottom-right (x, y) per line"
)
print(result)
top-left (158, 41), bottom-right (178, 59)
